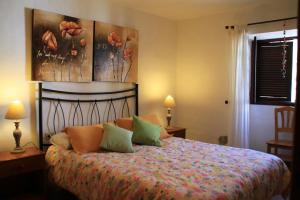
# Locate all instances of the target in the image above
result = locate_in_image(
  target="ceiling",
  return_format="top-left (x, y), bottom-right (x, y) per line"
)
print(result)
top-left (111, 0), bottom-right (274, 20)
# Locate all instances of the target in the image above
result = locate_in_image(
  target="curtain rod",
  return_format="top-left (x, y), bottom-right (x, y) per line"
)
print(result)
top-left (225, 16), bottom-right (298, 29)
top-left (248, 16), bottom-right (298, 26)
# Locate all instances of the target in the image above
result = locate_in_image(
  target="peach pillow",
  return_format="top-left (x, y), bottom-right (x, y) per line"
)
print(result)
top-left (115, 114), bottom-right (171, 139)
top-left (65, 125), bottom-right (104, 153)
top-left (115, 117), bottom-right (133, 131)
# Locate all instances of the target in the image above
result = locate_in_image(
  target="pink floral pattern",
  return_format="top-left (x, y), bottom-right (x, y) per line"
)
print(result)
top-left (46, 137), bottom-right (290, 200)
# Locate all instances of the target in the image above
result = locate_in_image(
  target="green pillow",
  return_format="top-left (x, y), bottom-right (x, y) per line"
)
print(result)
top-left (101, 123), bottom-right (134, 153)
top-left (132, 115), bottom-right (161, 147)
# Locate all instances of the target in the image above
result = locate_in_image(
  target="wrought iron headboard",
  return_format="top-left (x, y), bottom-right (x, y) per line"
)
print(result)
top-left (38, 82), bottom-right (138, 150)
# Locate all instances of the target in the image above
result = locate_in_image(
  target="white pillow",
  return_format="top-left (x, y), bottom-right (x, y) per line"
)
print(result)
top-left (50, 132), bottom-right (72, 149)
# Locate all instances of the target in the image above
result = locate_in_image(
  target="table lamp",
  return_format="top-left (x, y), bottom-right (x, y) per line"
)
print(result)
top-left (5, 100), bottom-right (26, 153)
top-left (164, 95), bottom-right (175, 127)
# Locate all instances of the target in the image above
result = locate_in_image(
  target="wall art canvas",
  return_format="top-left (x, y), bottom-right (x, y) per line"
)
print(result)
top-left (94, 22), bottom-right (138, 83)
top-left (32, 9), bottom-right (93, 82)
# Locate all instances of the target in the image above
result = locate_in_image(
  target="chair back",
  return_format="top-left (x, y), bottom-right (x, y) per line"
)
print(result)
top-left (274, 106), bottom-right (295, 141)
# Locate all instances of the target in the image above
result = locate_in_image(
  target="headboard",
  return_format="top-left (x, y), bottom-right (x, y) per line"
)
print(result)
top-left (38, 82), bottom-right (138, 150)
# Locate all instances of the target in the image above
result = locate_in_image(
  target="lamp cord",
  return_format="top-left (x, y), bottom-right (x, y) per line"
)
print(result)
top-left (22, 141), bottom-right (38, 149)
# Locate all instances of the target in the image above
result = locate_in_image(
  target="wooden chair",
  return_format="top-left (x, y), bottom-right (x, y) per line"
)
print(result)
top-left (266, 106), bottom-right (295, 162)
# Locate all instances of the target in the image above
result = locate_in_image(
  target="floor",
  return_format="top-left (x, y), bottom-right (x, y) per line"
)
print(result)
top-left (272, 195), bottom-right (289, 200)
top-left (2, 185), bottom-right (78, 200)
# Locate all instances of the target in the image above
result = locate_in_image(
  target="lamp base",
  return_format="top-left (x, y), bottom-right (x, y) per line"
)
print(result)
top-left (11, 147), bottom-right (25, 154)
top-left (166, 109), bottom-right (172, 127)
top-left (11, 122), bottom-right (25, 154)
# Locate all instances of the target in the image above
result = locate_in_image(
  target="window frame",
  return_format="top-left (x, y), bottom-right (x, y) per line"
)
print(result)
top-left (250, 36), bottom-right (297, 106)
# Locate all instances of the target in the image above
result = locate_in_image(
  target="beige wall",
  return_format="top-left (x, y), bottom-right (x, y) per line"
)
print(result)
top-left (0, 0), bottom-right (177, 151)
top-left (0, 0), bottom-right (297, 152)
top-left (176, 0), bottom-right (297, 145)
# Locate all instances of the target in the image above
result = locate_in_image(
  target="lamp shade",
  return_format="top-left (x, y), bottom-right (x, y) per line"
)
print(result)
top-left (164, 95), bottom-right (175, 108)
top-left (5, 100), bottom-right (26, 120)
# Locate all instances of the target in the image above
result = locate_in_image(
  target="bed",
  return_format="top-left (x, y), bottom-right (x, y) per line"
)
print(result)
top-left (46, 137), bottom-right (289, 200)
top-left (38, 83), bottom-right (290, 200)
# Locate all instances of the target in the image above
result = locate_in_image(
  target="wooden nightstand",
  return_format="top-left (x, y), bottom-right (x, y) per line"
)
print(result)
top-left (0, 147), bottom-right (45, 198)
top-left (166, 127), bottom-right (186, 139)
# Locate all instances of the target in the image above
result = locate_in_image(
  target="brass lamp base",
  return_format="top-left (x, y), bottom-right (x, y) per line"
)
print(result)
top-left (11, 147), bottom-right (25, 154)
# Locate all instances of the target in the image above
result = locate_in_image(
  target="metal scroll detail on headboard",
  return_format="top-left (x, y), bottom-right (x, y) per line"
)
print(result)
top-left (38, 82), bottom-right (138, 150)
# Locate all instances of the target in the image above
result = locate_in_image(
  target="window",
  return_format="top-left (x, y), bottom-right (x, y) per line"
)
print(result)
top-left (250, 36), bottom-right (297, 105)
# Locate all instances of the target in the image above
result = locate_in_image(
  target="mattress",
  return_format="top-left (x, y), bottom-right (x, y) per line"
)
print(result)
top-left (45, 137), bottom-right (290, 200)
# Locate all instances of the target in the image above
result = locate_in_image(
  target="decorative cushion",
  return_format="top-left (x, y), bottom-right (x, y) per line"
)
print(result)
top-left (66, 125), bottom-right (103, 153)
top-left (140, 114), bottom-right (171, 139)
top-left (115, 117), bottom-right (133, 131)
top-left (101, 123), bottom-right (134, 153)
top-left (132, 115), bottom-right (161, 147)
top-left (50, 132), bottom-right (72, 149)
top-left (115, 114), bottom-right (170, 139)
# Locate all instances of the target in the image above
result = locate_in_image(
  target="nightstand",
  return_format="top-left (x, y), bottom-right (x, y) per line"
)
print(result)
top-left (166, 127), bottom-right (186, 139)
top-left (0, 147), bottom-right (45, 198)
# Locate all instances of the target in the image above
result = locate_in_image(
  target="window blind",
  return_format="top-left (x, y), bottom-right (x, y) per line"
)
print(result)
top-left (253, 39), bottom-right (293, 104)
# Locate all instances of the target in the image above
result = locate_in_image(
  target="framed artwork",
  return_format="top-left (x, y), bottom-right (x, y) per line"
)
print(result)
top-left (32, 9), bottom-right (93, 82)
top-left (94, 22), bottom-right (138, 83)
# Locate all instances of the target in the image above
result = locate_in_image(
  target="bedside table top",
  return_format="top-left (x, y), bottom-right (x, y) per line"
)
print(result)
top-left (0, 147), bottom-right (44, 162)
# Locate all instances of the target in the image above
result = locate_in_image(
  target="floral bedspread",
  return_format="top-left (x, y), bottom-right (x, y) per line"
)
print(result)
top-left (46, 137), bottom-right (290, 200)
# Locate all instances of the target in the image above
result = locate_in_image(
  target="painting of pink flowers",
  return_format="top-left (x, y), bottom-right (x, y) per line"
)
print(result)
top-left (32, 9), bottom-right (93, 82)
top-left (94, 22), bottom-right (138, 83)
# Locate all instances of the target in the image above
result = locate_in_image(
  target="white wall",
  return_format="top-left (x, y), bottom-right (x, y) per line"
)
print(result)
top-left (176, 0), bottom-right (297, 149)
top-left (0, 0), bottom-right (177, 151)
top-left (249, 105), bottom-right (276, 152)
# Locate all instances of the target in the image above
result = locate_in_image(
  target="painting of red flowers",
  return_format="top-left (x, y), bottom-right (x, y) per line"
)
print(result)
top-left (32, 9), bottom-right (93, 82)
top-left (94, 22), bottom-right (138, 83)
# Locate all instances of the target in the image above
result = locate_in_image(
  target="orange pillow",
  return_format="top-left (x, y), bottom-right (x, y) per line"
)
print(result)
top-left (115, 114), bottom-right (171, 139)
top-left (115, 117), bottom-right (133, 131)
top-left (65, 125), bottom-right (103, 153)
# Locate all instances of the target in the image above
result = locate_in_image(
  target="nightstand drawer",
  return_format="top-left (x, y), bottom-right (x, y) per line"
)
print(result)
top-left (0, 154), bottom-right (44, 178)
top-left (166, 127), bottom-right (186, 139)
top-left (172, 130), bottom-right (185, 138)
